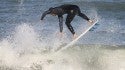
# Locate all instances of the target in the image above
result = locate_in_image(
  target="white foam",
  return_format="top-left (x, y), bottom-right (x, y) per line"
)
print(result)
top-left (0, 23), bottom-right (125, 70)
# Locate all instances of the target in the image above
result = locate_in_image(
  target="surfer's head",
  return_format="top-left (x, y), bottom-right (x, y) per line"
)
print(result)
top-left (41, 7), bottom-right (57, 20)
top-left (48, 7), bottom-right (58, 16)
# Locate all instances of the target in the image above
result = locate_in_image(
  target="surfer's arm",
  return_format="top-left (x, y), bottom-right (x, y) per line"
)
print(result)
top-left (41, 10), bottom-right (51, 20)
top-left (78, 12), bottom-right (92, 21)
top-left (78, 12), bottom-right (93, 24)
top-left (58, 15), bottom-right (63, 33)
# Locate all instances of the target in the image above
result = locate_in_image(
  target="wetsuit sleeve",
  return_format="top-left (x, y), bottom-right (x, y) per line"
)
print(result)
top-left (58, 15), bottom-right (63, 33)
top-left (78, 13), bottom-right (90, 21)
top-left (41, 10), bottom-right (51, 20)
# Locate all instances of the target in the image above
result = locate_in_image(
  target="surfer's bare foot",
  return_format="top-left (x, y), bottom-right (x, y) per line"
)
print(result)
top-left (60, 32), bottom-right (64, 37)
top-left (40, 20), bottom-right (45, 24)
top-left (73, 34), bottom-right (77, 40)
top-left (57, 32), bottom-right (64, 38)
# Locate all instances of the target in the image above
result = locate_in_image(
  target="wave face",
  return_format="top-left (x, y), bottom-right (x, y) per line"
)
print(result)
top-left (0, 40), bottom-right (125, 70)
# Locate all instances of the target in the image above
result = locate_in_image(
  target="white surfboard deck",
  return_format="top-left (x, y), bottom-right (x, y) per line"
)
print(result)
top-left (56, 20), bottom-right (99, 53)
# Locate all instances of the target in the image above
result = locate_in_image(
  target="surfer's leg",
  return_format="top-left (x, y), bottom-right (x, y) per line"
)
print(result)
top-left (58, 15), bottom-right (63, 33)
top-left (65, 14), bottom-right (75, 35)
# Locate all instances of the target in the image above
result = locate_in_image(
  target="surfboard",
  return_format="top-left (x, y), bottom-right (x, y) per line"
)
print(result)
top-left (55, 20), bottom-right (99, 52)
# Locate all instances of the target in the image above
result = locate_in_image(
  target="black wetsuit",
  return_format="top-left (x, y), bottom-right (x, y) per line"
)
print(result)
top-left (41, 4), bottom-right (90, 35)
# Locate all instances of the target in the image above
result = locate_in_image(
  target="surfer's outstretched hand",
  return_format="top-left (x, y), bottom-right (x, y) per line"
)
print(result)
top-left (88, 20), bottom-right (94, 25)
top-left (73, 34), bottom-right (78, 40)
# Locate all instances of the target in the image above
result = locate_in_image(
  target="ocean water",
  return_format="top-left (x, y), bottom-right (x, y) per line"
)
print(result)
top-left (0, 0), bottom-right (125, 70)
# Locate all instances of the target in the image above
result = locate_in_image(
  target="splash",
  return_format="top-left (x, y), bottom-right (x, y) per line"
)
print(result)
top-left (0, 23), bottom-right (125, 70)
top-left (12, 23), bottom-right (42, 54)
top-left (0, 23), bottom-right (83, 70)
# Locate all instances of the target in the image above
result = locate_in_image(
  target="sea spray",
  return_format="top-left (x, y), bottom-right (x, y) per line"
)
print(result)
top-left (0, 22), bottom-right (84, 70)
top-left (0, 40), bottom-right (18, 67)
top-left (11, 23), bottom-right (42, 54)
top-left (0, 23), bottom-right (125, 70)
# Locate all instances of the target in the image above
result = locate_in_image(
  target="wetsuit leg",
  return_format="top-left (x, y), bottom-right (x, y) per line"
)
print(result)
top-left (58, 15), bottom-right (63, 33)
top-left (65, 14), bottom-right (75, 35)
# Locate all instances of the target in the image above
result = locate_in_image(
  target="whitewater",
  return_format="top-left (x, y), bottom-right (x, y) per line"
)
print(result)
top-left (0, 0), bottom-right (125, 70)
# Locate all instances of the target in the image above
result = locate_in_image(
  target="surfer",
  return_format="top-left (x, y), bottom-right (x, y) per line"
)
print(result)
top-left (41, 4), bottom-right (93, 38)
